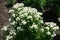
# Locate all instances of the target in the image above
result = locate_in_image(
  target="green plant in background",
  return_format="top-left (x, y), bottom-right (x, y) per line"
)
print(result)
top-left (23, 0), bottom-right (60, 14)
top-left (1, 3), bottom-right (59, 40)
top-left (23, 0), bottom-right (46, 11)
top-left (6, 0), bottom-right (17, 5)
top-left (56, 7), bottom-right (60, 16)
top-left (6, 0), bottom-right (60, 13)
top-left (45, 0), bottom-right (60, 16)
top-left (46, 0), bottom-right (60, 8)
top-left (6, 0), bottom-right (60, 15)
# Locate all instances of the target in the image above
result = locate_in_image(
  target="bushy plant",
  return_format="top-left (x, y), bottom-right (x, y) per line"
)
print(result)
top-left (1, 3), bottom-right (59, 40)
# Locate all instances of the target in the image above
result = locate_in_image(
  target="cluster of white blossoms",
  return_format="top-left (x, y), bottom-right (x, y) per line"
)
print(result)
top-left (29, 23), bottom-right (38, 29)
top-left (6, 30), bottom-right (16, 40)
top-left (58, 17), bottom-right (60, 22)
top-left (44, 22), bottom-right (59, 37)
top-left (6, 35), bottom-right (13, 40)
top-left (13, 3), bottom-right (24, 9)
top-left (17, 27), bottom-right (23, 31)
top-left (39, 22), bottom-right (59, 38)
top-left (45, 22), bottom-right (59, 30)
top-left (1, 3), bottom-right (59, 40)
top-left (8, 3), bottom-right (43, 26)
top-left (1, 26), bottom-right (8, 31)
top-left (9, 30), bottom-right (16, 35)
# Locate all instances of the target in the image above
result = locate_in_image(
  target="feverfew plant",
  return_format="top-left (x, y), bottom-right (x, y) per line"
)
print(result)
top-left (1, 3), bottom-right (59, 40)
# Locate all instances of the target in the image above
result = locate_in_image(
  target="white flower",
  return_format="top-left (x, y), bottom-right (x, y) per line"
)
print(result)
top-left (1, 26), bottom-right (7, 31)
top-left (23, 7), bottom-right (28, 12)
top-left (12, 14), bottom-right (15, 17)
top-left (8, 9), bottom-right (14, 13)
top-left (45, 27), bottom-right (49, 30)
top-left (13, 3), bottom-right (24, 9)
top-left (27, 16), bottom-right (32, 19)
top-left (9, 18), bottom-right (11, 21)
top-left (35, 14), bottom-right (40, 18)
top-left (46, 31), bottom-right (51, 35)
top-left (6, 37), bottom-right (9, 40)
top-left (32, 8), bottom-right (37, 13)
top-left (6, 25), bottom-right (9, 27)
top-left (6, 36), bottom-right (9, 40)
top-left (45, 22), bottom-right (49, 25)
top-left (16, 17), bottom-right (20, 21)
top-left (58, 18), bottom-right (60, 22)
top-left (40, 17), bottom-right (43, 19)
top-left (30, 23), bottom-right (38, 29)
top-left (37, 12), bottom-right (43, 15)
top-left (28, 7), bottom-right (33, 13)
top-left (40, 28), bottom-right (44, 32)
top-left (10, 30), bottom-right (16, 35)
top-left (6, 36), bottom-right (13, 40)
top-left (45, 22), bottom-right (56, 27)
top-left (51, 34), bottom-right (56, 37)
top-left (40, 20), bottom-right (43, 23)
top-left (19, 14), bottom-right (24, 18)
top-left (18, 11), bottom-right (23, 14)
top-left (10, 21), bottom-right (16, 25)
top-left (23, 13), bottom-right (28, 16)
top-left (17, 27), bottom-right (23, 31)
top-left (18, 8), bottom-right (22, 11)
top-left (19, 3), bottom-right (24, 7)
top-left (13, 3), bottom-right (20, 9)
top-left (22, 20), bottom-right (26, 25)
top-left (53, 26), bottom-right (59, 30)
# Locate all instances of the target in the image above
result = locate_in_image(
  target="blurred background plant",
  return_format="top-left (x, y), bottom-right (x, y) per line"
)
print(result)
top-left (23, 0), bottom-right (60, 13)
top-left (46, 0), bottom-right (60, 15)
top-left (6, 0), bottom-right (60, 15)
top-left (23, 0), bottom-right (46, 12)
top-left (6, 0), bottom-right (17, 7)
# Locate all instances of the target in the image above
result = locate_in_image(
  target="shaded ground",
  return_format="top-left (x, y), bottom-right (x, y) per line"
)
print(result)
top-left (0, 0), bottom-right (10, 40)
top-left (0, 0), bottom-right (60, 40)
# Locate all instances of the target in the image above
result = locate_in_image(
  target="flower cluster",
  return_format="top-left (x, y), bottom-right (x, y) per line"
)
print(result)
top-left (1, 3), bottom-right (59, 40)
top-left (58, 17), bottom-right (60, 22)
top-left (44, 22), bottom-right (59, 37)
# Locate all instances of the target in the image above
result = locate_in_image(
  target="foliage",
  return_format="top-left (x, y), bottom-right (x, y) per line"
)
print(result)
top-left (46, 0), bottom-right (60, 7)
top-left (45, 0), bottom-right (60, 12)
top-left (6, 0), bottom-right (17, 5)
top-left (23, 0), bottom-right (60, 14)
top-left (23, 0), bottom-right (46, 11)
top-left (1, 3), bottom-right (59, 40)
top-left (6, 0), bottom-right (60, 15)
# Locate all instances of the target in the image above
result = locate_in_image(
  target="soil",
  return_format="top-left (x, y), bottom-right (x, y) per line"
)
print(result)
top-left (0, 0), bottom-right (10, 40)
top-left (0, 0), bottom-right (60, 40)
